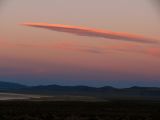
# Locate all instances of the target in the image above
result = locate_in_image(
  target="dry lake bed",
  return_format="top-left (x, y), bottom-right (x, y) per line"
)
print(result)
top-left (0, 93), bottom-right (44, 100)
top-left (0, 92), bottom-right (105, 101)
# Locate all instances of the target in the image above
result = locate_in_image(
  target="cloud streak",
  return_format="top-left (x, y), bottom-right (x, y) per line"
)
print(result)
top-left (22, 22), bottom-right (159, 44)
top-left (0, 39), bottom-right (104, 54)
top-left (1, 38), bottom-right (160, 58)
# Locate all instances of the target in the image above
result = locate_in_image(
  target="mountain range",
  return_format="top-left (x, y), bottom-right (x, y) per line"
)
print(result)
top-left (0, 81), bottom-right (160, 100)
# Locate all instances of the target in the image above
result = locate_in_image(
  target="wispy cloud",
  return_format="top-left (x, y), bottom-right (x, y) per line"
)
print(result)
top-left (2, 39), bottom-right (160, 58)
top-left (0, 40), bottom-right (104, 54)
top-left (22, 22), bottom-right (159, 44)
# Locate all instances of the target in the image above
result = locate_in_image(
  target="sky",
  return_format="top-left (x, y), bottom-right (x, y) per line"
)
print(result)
top-left (0, 0), bottom-right (160, 87)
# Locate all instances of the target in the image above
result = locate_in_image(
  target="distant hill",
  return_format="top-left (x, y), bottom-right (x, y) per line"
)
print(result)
top-left (0, 81), bottom-right (160, 100)
top-left (0, 81), bottom-right (27, 91)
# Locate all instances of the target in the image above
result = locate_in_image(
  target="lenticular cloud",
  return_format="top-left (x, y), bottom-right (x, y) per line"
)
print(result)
top-left (23, 22), bottom-right (159, 44)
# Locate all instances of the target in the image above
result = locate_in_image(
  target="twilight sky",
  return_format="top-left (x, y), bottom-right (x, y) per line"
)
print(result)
top-left (0, 0), bottom-right (160, 87)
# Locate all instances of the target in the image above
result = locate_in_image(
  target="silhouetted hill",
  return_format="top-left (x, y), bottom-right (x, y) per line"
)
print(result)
top-left (14, 85), bottom-right (100, 96)
top-left (0, 81), bottom-right (27, 91)
top-left (0, 81), bottom-right (160, 100)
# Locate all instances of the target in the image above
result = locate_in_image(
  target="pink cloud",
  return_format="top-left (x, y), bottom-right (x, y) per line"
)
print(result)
top-left (1, 38), bottom-right (160, 58)
top-left (22, 22), bottom-right (159, 44)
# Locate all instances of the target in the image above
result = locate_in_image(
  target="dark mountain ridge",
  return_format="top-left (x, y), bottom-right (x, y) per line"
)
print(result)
top-left (0, 81), bottom-right (160, 99)
top-left (0, 81), bottom-right (27, 90)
